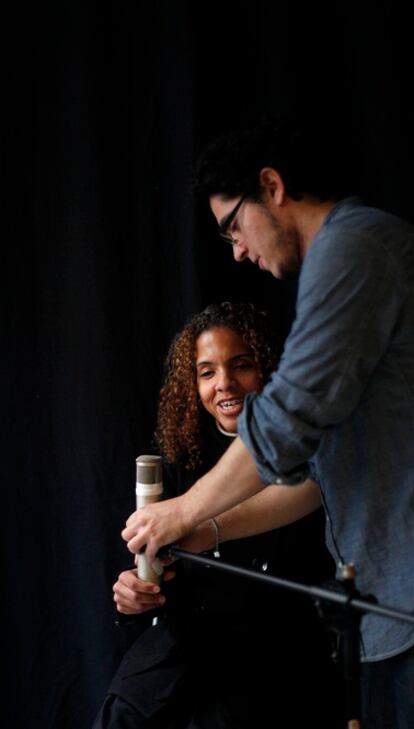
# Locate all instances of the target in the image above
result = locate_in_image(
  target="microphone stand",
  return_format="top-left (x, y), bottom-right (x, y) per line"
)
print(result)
top-left (168, 547), bottom-right (414, 729)
top-left (316, 564), bottom-right (364, 729)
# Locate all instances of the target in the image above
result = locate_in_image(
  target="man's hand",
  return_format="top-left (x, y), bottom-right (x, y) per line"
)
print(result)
top-left (122, 495), bottom-right (192, 564)
top-left (122, 439), bottom-right (264, 563)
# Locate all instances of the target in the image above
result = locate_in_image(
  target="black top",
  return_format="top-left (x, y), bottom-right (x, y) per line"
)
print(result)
top-left (162, 420), bottom-right (335, 625)
top-left (108, 422), bottom-right (344, 728)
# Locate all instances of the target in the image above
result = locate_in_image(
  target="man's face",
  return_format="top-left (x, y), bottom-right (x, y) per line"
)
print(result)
top-left (210, 193), bottom-right (302, 280)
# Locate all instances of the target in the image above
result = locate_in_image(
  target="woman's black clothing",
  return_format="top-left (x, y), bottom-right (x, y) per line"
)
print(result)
top-left (94, 423), bottom-right (344, 728)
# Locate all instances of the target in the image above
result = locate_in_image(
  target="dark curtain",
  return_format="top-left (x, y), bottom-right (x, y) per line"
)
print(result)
top-left (3, 2), bottom-right (413, 727)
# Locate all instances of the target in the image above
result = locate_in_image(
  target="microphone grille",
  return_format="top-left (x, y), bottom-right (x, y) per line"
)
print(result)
top-left (136, 455), bottom-right (162, 484)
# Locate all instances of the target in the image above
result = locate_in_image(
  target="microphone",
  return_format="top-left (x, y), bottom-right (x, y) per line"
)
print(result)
top-left (135, 455), bottom-right (164, 584)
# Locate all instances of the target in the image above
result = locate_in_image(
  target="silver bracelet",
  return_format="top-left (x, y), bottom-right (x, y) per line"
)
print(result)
top-left (210, 517), bottom-right (221, 558)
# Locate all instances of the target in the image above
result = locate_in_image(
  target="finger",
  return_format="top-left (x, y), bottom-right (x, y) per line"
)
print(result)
top-left (122, 524), bottom-right (138, 541)
top-left (116, 595), bottom-right (166, 610)
top-left (114, 588), bottom-right (166, 609)
top-left (125, 510), bottom-right (139, 527)
top-left (114, 575), bottom-right (162, 596)
top-left (122, 521), bottom-right (149, 541)
top-left (116, 568), bottom-right (139, 584)
top-left (126, 534), bottom-right (149, 555)
top-left (117, 573), bottom-right (162, 594)
top-left (115, 596), bottom-right (165, 615)
top-left (144, 537), bottom-right (162, 566)
top-left (114, 583), bottom-right (161, 601)
top-left (122, 529), bottom-right (151, 556)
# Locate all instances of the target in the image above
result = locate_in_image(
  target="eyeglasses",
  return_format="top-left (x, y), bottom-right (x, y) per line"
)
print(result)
top-left (218, 193), bottom-right (248, 243)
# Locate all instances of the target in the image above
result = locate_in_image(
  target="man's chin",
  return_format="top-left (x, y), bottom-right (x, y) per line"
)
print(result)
top-left (256, 257), bottom-right (299, 280)
top-left (269, 266), bottom-right (298, 281)
top-left (274, 260), bottom-right (301, 281)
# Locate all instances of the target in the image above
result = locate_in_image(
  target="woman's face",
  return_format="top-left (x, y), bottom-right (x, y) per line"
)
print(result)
top-left (195, 326), bottom-right (262, 433)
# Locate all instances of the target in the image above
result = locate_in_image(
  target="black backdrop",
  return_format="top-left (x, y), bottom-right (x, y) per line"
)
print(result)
top-left (3, 2), bottom-right (414, 727)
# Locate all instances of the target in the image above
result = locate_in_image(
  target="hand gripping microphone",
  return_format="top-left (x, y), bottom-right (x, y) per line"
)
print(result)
top-left (135, 455), bottom-right (164, 584)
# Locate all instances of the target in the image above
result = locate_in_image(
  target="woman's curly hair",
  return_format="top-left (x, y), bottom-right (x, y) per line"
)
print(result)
top-left (155, 301), bottom-right (281, 469)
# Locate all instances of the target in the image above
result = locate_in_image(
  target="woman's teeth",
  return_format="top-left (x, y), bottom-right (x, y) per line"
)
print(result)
top-left (218, 398), bottom-right (244, 410)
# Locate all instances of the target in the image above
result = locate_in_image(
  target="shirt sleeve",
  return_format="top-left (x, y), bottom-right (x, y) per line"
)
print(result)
top-left (237, 225), bottom-right (405, 484)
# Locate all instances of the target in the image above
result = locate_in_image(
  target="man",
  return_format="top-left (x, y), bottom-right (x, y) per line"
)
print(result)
top-left (123, 118), bottom-right (414, 728)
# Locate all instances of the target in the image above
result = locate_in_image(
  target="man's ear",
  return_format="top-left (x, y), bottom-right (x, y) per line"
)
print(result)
top-left (259, 167), bottom-right (285, 205)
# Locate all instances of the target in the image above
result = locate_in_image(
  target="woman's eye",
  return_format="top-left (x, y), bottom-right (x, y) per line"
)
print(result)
top-left (199, 370), bottom-right (214, 378)
top-left (234, 362), bottom-right (253, 370)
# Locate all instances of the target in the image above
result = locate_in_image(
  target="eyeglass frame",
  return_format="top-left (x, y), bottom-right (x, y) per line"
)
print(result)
top-left (218, 192), bottom-right (249, 243)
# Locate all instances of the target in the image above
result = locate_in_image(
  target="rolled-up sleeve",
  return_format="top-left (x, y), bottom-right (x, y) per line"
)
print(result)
top-left (238, 223), bottom-right (405, 484)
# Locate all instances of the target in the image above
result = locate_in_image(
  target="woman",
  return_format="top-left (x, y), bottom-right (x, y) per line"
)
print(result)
top-left (94, 302), bottom-right (343, 729)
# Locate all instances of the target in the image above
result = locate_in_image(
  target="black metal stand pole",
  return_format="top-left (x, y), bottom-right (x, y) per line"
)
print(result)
top-left (168, 547), bottom-right (414, 728)
top-left (315, 564), bottom-right (364, 728)
top-left (169, 547), bottom-right (414, 625)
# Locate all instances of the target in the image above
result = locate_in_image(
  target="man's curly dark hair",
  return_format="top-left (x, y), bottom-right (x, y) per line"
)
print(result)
top-left (193, 115), bottom-right (352, 203)
top-left (155, 301), bottom-right (280, 469)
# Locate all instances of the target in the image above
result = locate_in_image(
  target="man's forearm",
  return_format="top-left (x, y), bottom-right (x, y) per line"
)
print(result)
top-left (123, 437), bottom-right (265, 563)
top-left (183, 436), bottom-right (264, 527)
top-left (213, 478), bottom-right (321, 543)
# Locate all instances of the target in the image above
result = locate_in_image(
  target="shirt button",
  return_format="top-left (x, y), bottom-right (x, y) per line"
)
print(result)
top-left (275, 478), bottom-right (283, 484)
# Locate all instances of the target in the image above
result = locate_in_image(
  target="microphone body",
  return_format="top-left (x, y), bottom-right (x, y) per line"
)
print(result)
top-left (135, 455), bottom-right (164, 584)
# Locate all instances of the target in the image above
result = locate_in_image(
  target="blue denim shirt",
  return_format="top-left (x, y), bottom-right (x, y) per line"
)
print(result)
top-left (238, 197), bottom-right (414, 661)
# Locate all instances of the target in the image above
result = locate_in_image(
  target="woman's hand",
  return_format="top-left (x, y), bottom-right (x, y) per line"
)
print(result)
top-left (113, 568), bottom-right (175, 615)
